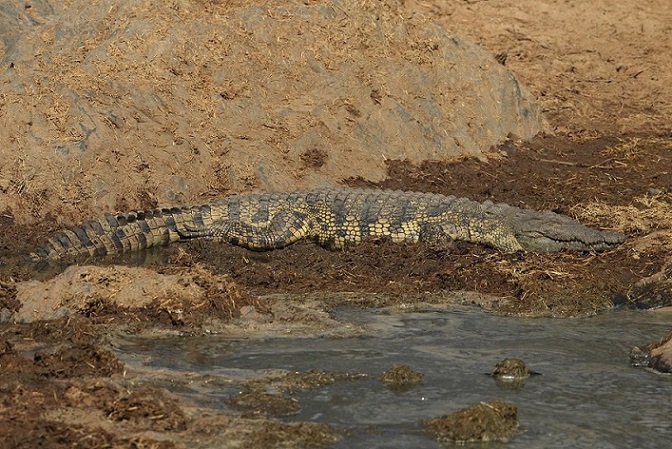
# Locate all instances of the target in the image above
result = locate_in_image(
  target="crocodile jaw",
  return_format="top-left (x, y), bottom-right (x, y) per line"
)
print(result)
top-left (514, 229), bottom-right (625, 252)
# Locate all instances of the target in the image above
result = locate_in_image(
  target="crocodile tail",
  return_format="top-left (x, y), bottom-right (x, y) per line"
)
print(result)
top-left (29, 207), bottom-right (190, 261)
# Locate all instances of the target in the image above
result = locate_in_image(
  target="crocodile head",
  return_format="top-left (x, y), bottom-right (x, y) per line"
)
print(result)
top-left (507, 209), bottom-right (625, 253)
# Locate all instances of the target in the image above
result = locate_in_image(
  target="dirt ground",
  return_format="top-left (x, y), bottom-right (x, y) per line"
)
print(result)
top-left (2, 0), bottom-right (672, 448)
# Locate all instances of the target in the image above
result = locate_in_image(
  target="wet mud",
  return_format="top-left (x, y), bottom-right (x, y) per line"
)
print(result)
top-left (2, 0), bottom-right (672, 446)
top-left (2, 134), bottom-right (672, 448)
top-left (424, 400), bottom-right (519, 443)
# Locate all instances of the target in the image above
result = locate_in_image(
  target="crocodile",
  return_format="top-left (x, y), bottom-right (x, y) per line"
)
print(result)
top-left (30, 188), bottom-right (624, 261)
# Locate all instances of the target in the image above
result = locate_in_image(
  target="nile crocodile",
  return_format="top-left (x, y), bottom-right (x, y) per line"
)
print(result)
top-left (30, 188), bottom-right (624, 261)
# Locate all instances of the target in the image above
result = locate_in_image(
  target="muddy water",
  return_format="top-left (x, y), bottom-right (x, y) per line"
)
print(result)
top-left (116, 306), bottom-right (672, 449)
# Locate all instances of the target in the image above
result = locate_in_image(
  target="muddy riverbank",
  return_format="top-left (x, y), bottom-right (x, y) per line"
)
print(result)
top-left (2, 0), bottom-right (672, 447)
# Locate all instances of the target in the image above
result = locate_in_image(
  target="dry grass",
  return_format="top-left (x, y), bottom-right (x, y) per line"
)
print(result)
top-left (600, 136), bottom-right (672, 159)
top-left (573, 193), bottom-right (672, 235)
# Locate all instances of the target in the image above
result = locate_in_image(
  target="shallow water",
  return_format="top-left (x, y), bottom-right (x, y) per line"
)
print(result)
top-left (116, 306), bottom-right (672, 448)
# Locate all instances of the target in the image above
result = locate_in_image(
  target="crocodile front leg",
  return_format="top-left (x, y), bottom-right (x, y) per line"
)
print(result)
top-left (420, 214), bottom-right (524, 253)
top-left (178, 210), bottom-right (313, 251)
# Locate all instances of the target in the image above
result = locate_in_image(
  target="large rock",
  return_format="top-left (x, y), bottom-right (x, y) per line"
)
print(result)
top-left (631, 330), bottom-right (672, 374)
top-left (0, 0), bottom-right (545, 223)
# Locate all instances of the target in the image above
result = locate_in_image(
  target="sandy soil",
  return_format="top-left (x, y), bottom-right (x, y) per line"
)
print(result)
top-left (0, 0), bottom-right (544, 223)
top-left (2, 0), bottom-right (672, 448)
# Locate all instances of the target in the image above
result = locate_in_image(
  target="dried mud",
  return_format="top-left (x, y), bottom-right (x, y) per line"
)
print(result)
top-left (2, 0), bottom-right (672, 448)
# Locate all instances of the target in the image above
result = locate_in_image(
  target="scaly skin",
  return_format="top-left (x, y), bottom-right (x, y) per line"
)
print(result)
top-left (30, 189), bottom-right (624, 261)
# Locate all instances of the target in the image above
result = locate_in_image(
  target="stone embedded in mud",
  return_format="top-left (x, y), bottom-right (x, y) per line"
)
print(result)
top-left (424, 400), bottom-right (519, 443)
top-left (490, 358), bottom-right (540, 391)
top-left (492, 358), bottom-right (530, 379)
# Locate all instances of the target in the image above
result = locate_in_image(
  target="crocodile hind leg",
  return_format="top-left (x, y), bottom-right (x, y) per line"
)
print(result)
top-left (178, 210), bottom-right (312, 251)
